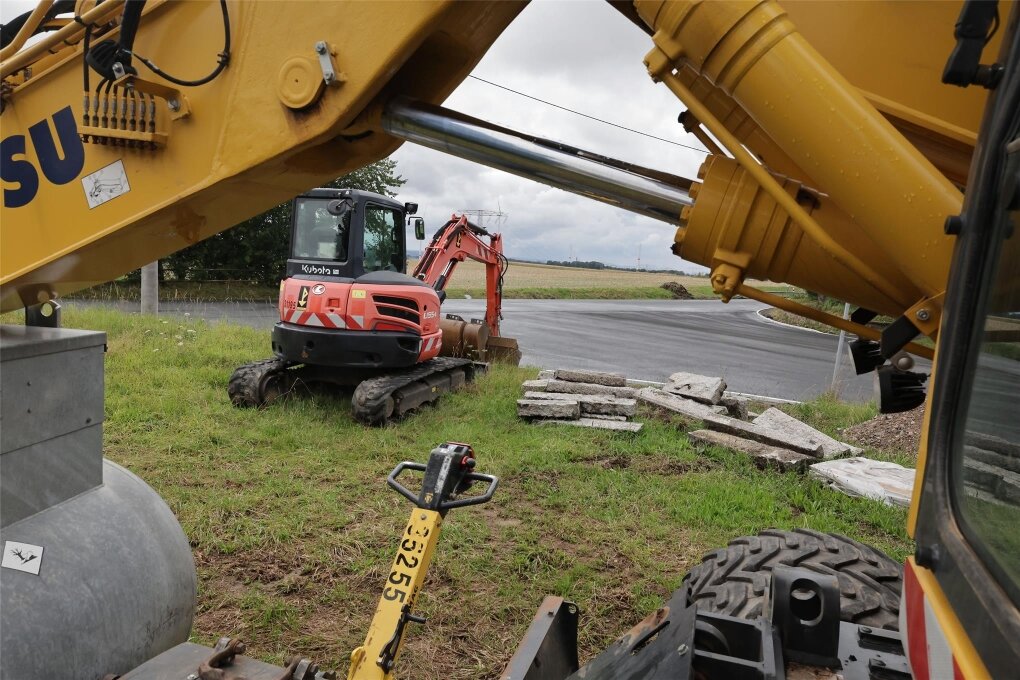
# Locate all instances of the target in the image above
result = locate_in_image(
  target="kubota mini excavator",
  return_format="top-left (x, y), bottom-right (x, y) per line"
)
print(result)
top-left (227, 187), bottom-right (519, 424)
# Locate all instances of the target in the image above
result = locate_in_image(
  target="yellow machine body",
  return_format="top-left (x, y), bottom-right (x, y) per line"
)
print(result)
top-left (2, 1), bottom-right (1017, 677)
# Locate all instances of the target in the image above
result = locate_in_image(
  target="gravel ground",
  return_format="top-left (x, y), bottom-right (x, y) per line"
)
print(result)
top-left (841, 405), bottom-right (925, 457)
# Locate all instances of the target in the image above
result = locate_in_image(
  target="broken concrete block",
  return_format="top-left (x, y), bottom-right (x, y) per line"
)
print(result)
top-left (579, 396), bottom-right (637, 418)
top-left (720, 396), bottom-right (748, 420)
top-left (523, 392), bottom-right (637, 417)
top-left (537, 369), bottom-right (555, 380)
top-left (752, 408), bottom-right (861, 459)
top-left (554, 369), bottom-right (627, 387)
top-left (517, 399), bottom-right (579, 420)
top-left (546, 380), bottom-right (637, 398)
top-left (963, 458), bottom-right (1020, 504)
top-left (809, 457), bottom-right (914, 507)
top-left (539, 418), bottom-right (643, 433)
top-left (688, 430), bottom-right (814, 472)
top-left (636, 388), bottom-right (726, 420)
top-left (522, 391), bottom-right (574, 400)
top-left (587, 414), bottom-right (628, 422)
top-left (521, 379), bottom-right (549, 392)
top-left (663, 372), bottom-right (726, 404)
top-left (704, 414), bottom-right (823, 457)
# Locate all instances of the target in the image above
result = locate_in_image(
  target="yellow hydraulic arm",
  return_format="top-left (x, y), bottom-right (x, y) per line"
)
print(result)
top-left (0, 0), bottom-right (1004, 344)
top-left (0, 0), bottom-right (525, 312)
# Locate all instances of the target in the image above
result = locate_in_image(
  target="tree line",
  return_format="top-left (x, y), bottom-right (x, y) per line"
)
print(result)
top-left (149, 160), bottom-right (405, 287)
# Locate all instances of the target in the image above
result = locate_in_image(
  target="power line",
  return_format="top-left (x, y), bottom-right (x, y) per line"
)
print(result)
top-left (467, 74), bottom-right (710, 155)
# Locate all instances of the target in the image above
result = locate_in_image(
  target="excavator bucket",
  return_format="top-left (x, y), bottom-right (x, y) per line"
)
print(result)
top-left (439, 315), bottom-right (521, 365)
top-left (486, 335), bottom-right (523, 366)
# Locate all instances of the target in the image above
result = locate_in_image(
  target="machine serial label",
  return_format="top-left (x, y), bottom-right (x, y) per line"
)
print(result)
top-left (383, 522), bottom-right (428, 605)
top-left (82, 159), bottom-right (130, 209)
top-left (2, 541), bottom-right (44, 575)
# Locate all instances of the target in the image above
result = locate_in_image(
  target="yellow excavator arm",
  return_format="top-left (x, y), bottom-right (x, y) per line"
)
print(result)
top-left (0, 0), bottom-right (999, 329)
top-left (0, 0), bottom-right (525, 312)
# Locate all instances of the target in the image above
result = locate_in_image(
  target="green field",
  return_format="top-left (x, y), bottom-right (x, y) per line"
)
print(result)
top-left (40, 308), bottom-right (909, 678)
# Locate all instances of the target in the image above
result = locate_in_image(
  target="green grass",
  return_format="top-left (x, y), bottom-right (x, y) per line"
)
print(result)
top-left (17, 308), bottom-right (912, 678)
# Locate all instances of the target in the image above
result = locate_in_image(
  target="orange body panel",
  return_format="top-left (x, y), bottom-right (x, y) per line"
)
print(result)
top-left (278, 278), bottom-right (443, 362)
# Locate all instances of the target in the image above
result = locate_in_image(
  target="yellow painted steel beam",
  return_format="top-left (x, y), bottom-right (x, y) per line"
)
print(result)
top-left (637, 0), bottom-right (961, 306)
top-left (0, 1), bottom-right (55, 62)
top-left (0, 0), bottom-right (524, 312)
top-left (0, 0), bottom-right (126, 78)
top-left (736, 284), bottom-right (934, 360)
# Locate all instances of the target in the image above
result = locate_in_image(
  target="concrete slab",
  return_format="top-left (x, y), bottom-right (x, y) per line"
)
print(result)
top-left (539, 418), bottom-right (643, 433)
top-left (517, 399), bottom-right (579, 419)
top-left (752, 408), bottom-right (861, 459)
top-left (537, 369), bottom-right (555, 380)
top-left (636, 388), bottom-right (726, 420)
top-left (809, 457), bottom-right (915, 507)
top-left (704, 414), bottom-right (823, 457)
top-left (688, 430), bottom-right (814, 472)
top-left (664, 372), bottom-right (726, 404)
top-left (720, 396), bottom-right (748, 420)
top-left (521, 379), bottom-right (549, 391)
top-left (523, 392), bottom-right (636, 417)
top-left (546, 380), bottom-right (637, 398)
top-left (554, 369), bottom-right (627, 387)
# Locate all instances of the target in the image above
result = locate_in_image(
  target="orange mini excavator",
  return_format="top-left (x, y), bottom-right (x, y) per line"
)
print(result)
top-left (228, 187), bottom-right (519, 424)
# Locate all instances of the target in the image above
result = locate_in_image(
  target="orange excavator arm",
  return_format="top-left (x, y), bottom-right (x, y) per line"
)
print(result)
top-left (412, 214), bottom-right (508, 338)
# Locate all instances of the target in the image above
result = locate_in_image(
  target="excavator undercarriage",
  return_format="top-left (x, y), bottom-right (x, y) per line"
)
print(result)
top-left (227, 354), bottom-right (485, 425)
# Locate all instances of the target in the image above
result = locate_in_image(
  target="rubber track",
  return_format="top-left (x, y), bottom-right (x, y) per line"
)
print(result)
top-left (351, 357), bottom-right (479, 425)
top-left (683, 528), bottom-right (903, 630)
top-left (227, 358), bottom-right (289, 407)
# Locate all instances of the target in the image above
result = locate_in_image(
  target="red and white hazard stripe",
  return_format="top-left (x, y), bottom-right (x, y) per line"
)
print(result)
top-left (285, 310), bottom-right (346, 328)
top-left (423, 336), bottom-right (436, 352)
top-left (902, 561), bottom-right (965, 680)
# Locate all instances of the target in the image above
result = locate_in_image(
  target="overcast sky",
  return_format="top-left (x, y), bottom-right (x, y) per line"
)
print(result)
top-left (393, 1), bottom-right (709, 271)
top-left (2, 0), bottom-right (710, 271)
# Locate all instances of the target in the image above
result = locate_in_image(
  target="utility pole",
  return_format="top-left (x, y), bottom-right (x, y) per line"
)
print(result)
top-left (830, 302), bottom-right (851, 393)
top-left (140, 261), bottom-right (158, 315)
top-left (637, 244), bottom-right (641, 271)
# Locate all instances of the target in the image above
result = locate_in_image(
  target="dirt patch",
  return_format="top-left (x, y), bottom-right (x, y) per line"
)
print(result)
top-left (660, 281), bottom-right (694, 299)
top-left (841, 405), bottom-right (925, 457)
top-left (582, 454), bottom-right (631, 470)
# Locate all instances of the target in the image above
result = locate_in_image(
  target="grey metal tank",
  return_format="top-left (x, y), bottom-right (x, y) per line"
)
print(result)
top-left (1, 325), bottom-right (196, 679)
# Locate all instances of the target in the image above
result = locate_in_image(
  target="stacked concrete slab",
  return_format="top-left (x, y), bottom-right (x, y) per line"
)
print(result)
top-left (637, 371), bottom-right (861, 472)
top-left (517, 369), bottom-right (642, 433)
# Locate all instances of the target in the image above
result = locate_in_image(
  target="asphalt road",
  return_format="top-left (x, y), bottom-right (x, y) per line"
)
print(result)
top-left (78, 298), bottom-right (879, 402)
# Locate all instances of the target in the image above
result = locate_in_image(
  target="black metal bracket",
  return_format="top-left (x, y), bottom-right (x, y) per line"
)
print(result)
top-left (767, 566), bottom-right (841, 667)
top-left (377, 604), bottom-right (427, 673)
top-left (25, 300), bottom-right (61, 328)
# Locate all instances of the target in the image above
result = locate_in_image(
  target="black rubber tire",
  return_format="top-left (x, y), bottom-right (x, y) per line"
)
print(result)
top-left (684, 528), bottom-right (902, 630)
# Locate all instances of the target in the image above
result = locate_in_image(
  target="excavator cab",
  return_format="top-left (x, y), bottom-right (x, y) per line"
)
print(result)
top-left (288, 188), bottom-right (408, 279)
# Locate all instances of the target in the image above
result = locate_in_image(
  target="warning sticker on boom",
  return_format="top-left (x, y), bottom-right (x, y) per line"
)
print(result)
top-left (82, 159), bottom-right (130, 209)
top-left (2, 541), bottom-right (44, 575)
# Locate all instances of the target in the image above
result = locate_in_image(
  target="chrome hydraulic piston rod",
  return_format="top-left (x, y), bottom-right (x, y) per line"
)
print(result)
top-left (381, 98), bottom-right (692, 225)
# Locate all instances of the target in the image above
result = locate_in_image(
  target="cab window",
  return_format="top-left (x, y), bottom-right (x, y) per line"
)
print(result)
top-left (292, 198), bottom-right (351, 262)
top-left (954, 135), bottom-right (1020, 602)
top-left (363, 204), bottom-right (403, 272)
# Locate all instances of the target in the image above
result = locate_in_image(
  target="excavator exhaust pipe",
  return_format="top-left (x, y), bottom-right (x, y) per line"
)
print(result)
top-left (382, 98), bottom-right (693, 225)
